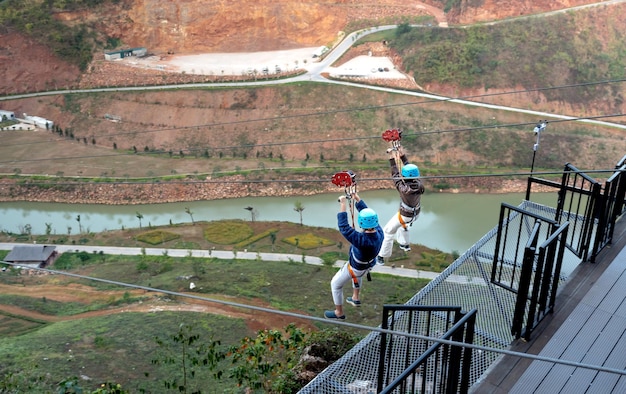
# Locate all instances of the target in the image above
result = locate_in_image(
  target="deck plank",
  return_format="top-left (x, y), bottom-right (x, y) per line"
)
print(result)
top-left (510, 246), bottom-right (626, 394)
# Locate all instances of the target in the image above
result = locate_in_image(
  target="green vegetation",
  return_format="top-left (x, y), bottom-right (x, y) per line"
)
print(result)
top-left (390, 12), bottom-right (626, 103)
top-left (135, 229), bottom-right (181, 245)
top-left (204, 220), bottom-right (254, 244)
top-left (234, 228), bottom-right (278, 248)
top-left (0, 247), bottom-right (428, 392)
top-left (283, 233), bottom-right (336, 250)
top-left (0, 0), bottom-right (109, 71)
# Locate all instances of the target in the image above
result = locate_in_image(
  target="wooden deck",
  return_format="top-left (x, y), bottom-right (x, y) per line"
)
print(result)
top-left (473, 218), bottom-right (626, 393)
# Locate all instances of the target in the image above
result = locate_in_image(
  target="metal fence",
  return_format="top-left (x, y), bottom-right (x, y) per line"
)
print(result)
top-left (299, 200), bottom-right (582, 393)
top-left (299, 157), bottom-right (626, 393)
top-left (377, 306), bottom-right (477, 394)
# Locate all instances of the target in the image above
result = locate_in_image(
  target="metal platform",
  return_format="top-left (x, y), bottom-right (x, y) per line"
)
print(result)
top-left (473, 217), bottom-right (626, 393)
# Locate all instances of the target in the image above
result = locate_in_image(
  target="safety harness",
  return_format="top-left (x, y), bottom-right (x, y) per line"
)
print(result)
top-left (348, 250), bottom-right (376, 288)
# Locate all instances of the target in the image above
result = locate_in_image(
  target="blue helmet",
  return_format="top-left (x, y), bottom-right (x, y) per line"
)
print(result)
top-left (402, 164), bottom-right (420, 178)
top-left (358, 208), bottom-right (379, 229)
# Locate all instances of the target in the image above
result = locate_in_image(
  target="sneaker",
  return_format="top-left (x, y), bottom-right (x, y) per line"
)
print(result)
top-left (376, 256), bottom-right (385, 266)
top-left (324, 310), bottom-right (346, 320)
top-left (399, 244), bottom-right (411, 252)
top-left (346, 297), bottom-right (361, 307)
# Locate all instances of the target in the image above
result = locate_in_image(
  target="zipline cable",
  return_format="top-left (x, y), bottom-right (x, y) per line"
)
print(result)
top-left (2, 78), bottom-right (626, 150)
top-left (0, 168), bottom-right (621, 188)
top-left (2, 112), bottom-right (625, 166)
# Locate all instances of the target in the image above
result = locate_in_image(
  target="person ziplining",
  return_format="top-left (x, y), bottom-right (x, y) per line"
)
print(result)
top-left (326, 171), bottom-right (383, 320)
top-left (376, 129), bottom-right (425, 266)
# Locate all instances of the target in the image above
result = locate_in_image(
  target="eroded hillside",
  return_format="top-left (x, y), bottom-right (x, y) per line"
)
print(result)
top-left (0, 0), bottom-right (604, 95)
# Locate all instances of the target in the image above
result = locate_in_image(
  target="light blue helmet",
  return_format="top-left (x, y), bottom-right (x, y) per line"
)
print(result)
top-left (402, 164), bottom-right (420, 178)
top-left (358, 208), bottom-right (379, 229)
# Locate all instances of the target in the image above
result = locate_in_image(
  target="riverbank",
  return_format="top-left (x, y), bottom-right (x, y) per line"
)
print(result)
top-left (0, 174), bottom-right (541, 205)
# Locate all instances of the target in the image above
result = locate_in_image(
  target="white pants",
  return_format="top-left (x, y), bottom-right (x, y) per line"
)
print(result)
top-left (330, 262), bottom-right (368, 305)
top-left (378, 212), bottom-right (418, 258)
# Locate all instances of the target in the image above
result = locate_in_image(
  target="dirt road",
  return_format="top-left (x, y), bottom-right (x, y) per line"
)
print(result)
top-left (0, 282), bottom-right (315, 331)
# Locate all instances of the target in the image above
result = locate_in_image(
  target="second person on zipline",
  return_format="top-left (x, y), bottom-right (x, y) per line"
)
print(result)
top-left (377, 145), bottom-right (425, 265)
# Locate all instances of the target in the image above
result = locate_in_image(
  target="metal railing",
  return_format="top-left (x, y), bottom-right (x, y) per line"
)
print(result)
top-left (377, 305), bottom-right (477, 394)
top-left (490, 203), bottom-right (569, 340)
top-left (526, 160), bottom-right (626, 262)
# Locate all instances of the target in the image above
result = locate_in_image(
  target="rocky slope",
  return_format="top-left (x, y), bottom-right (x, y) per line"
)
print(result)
top-left (0, 0), bottom-right (603, 95)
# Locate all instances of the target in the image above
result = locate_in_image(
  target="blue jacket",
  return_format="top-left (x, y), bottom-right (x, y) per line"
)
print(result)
top-left (337, 200), bottom-right (384, 270)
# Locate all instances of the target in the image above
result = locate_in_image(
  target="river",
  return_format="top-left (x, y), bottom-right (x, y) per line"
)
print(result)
top-left (0, 191), bottom-right (558, 253)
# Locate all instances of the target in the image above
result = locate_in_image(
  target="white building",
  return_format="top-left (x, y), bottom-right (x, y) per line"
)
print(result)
top-left (22, 113), bottom-right (54, 129)
top-left (312, 46), bottom-right (329, 58)
top-left (0, 110), bottom-right (16, 121)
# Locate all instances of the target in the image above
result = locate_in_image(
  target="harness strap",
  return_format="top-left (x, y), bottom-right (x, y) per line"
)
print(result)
top-left (398, 211), bottom-right (408, 230)
top-left (400, 201), bottom-right (420, 213)
top-left (347, 263), bottom-right (360, 288)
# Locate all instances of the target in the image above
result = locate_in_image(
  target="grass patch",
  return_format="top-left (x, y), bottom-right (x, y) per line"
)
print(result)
top-left (53, 250), bottom-right (104, 269)
top-left (282, 233), bottom-right (336, 250)
top-left (0, 253), bottom-right (429, 391)
top-left (234, 228), bottom-right (278, 248)
top-left (172, 241), bottom-right (200, 249)
top-left (135, 229), bottom-right (181, 245)
top-left (319, 251), bottom-right (349, 266)
top-left (0, 311), bottom-right (47, 337)
top-left (415, 251), bottom-right (454, 272)
top-left (204, 220), bottom-right (253, 244)
top-left (0, 312), bottom-right (251, 393)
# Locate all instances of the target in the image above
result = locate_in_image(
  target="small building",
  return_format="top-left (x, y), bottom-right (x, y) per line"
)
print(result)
top-left (0, 110), bottom-right (16, 121)
top-left (4, 245), bottom-right (57, 268)
top-left (312, 46), bottom-right (329, 58)
top-left (104, 47), bottom-right (147, 61)
top-left (22, 113), bottom-right (53, 129)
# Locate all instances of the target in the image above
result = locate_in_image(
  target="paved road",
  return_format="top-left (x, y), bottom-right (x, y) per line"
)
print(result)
top-left (0, 242), bottom-right (445, 280)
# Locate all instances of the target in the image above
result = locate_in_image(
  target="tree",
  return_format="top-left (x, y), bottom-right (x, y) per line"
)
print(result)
top-left (227, 324), bottom-right (305, 393)
top-left (293, 201), bottom-right (305, 226)
top-left (244, 206), bottom-right (256, 222)
top-left (184, 207), bottom-right (195, 224)
top-left (136, 212), bottom-right (144, 228)
top-left (152, 322), bottom-right (224, 393)
top-left (270, 231), bottom-right (277, 251)
top-left (76, 214), bottom-right (82, 234)
top-left (23, 224), bottom-right (32, 240)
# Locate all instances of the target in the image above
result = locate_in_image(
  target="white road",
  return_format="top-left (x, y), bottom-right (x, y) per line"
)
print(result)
top-left (0, 242), bottom-right (463, 282)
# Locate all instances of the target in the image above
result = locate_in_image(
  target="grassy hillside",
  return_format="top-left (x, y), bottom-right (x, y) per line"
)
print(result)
top-left (0, 0), bottom-right (109, 71)
top-left (391, 8), bottom-right (626, 112)
top-left (0, 234), bottom-right (430, 392)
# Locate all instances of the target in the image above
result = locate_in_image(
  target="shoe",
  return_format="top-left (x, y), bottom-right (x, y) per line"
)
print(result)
top-left (376, 256), bottom-right (385, 266)
top-left (346, 297), bottom-right (361, 307)
top-left (399, 244), bottom-right (411, 252)
top-left (324, 310), bottom-right (346, 320)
